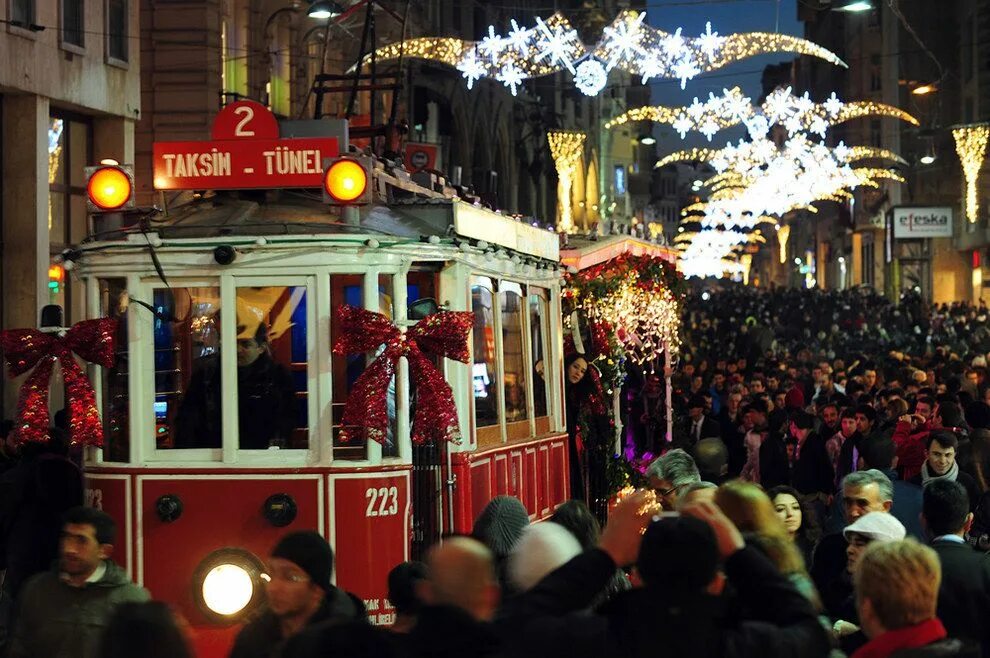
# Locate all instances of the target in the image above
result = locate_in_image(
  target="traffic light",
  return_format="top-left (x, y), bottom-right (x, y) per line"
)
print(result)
top-left (86, 164), bottom-right (135, 211)
top-left (322, 157), bottom-right (373, 205)
top-left (48, 263), bottom-right (64, 295)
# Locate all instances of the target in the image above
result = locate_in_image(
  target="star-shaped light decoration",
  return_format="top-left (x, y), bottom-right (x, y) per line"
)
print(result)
top-left (497, 62), bottom-right (526, 96)
top-left (478, 25), bottom-right (506, 63)
top-left (457, 51), bottom-right (486, 90)
top-left (534, 16), bottom-right (580, 73)
top-left (697, 22), bottom-right (725, 60)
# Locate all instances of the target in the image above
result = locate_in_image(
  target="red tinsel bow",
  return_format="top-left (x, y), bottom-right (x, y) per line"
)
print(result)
top-left (0, 318), bottom-right (118, 447)
top-left (333, 305), bottom-right (474, 445)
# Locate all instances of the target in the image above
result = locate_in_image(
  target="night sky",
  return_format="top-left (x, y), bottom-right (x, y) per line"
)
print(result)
top-left (646, 0), bottom-right (803, 152)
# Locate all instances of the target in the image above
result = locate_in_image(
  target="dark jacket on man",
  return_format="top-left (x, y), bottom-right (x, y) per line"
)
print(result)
top-left (759, 434), bottom-right (791, 490)
top-left (909, 470), bottom-right (982, 513)
top-left (502, 544), bottom-right (831, 658)
top-left (229, 586), bottom-right (366, 658)
top-left (791, 432), bottom-right (835, 498)
top-left (931, 538), bottom-right (990, 657)
top-left (175, 353), bottom-right (297, 449)
top-left (7, 560), bottom-right (149, 658)
top-left (0, 449), bottom-right (82, 606)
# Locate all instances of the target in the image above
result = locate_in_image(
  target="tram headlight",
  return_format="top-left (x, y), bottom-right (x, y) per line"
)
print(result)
top-left (192, 548), bottom-right (265, 623)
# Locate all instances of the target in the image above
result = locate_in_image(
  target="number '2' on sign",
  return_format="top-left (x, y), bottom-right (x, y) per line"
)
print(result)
top-left (365, 486), bottom-right (399, 517)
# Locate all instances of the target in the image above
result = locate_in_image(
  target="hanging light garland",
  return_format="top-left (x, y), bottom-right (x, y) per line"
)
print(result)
top-left (548, 131), bottom-right (586, 233)
top-left (365, 11), bottom-right (845, 97)
top-left (953, 124), bottom-right (990, 224)
top-left (564, 255), bottom-right (683, 370)
top-left (608, 87), bottom-right (918, 137)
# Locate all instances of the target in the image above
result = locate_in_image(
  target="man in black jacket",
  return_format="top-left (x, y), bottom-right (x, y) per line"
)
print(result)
top-left (506, 495), bottom-right (831, 658)
top-left (921, 480), bottom-right (990, 657)
top-left (229, 531), bottom-right (365, 658)
top-left (910, 431), bottom-right (982, 512)
top-left (789, 410), bottom-right (835, 504)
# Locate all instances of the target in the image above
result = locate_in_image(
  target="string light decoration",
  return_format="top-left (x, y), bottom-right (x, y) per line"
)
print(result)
top-left (953, 124), bottom-right (990, 223)
top-left (608, 87), bottom-right (918, 136)
top-left (548, 131), bottom-right (586, 233)
top-left (365, 11), bottom-right (845, 97)
top-left (565, 255), bottom-right (683, 368)
top-left (777, 224), bottom-right (790, 264)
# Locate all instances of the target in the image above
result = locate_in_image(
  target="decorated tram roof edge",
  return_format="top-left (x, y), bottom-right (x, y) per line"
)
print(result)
top-left (80, 101), bottom-right (560, 264)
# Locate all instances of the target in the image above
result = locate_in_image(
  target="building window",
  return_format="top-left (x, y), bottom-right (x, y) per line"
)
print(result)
top-left (862, 240), bottom-right (875, 287)
top-left (48, 114), bottom-right (92, 324)
top-left (869, 54), bottom-right (882, 92)
top-left (106, 0), bottom-right (128, 62)
top-left (62, 0), bottom-right (84, 46)
top-left (11, 0), bottom-right (35, 26)
top-left (870, 119), bottom-right (882, 147)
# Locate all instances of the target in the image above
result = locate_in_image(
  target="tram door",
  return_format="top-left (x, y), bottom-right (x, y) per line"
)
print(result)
top-left (407, 269), bottom-right (447, 560)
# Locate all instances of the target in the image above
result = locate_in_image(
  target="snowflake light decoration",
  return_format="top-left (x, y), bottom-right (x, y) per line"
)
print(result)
top-left (574, 59), bottom-right (609, 96)
top-left (366, 10), bottom-right (847, 97)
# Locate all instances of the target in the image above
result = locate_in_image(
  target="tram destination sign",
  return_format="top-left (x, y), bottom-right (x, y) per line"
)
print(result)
top-left (891, 206), bottom-right (953, 239)
top-left (152, 101), bottom-right (340, 191)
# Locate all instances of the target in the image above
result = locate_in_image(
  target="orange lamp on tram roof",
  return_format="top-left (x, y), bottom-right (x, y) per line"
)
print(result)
top-left (86, 165), bottom-right (135, 211)
top-left (322, 157), bottom-right (372, 205)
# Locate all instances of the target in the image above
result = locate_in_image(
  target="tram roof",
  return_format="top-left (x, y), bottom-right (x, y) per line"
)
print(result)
top-left (560, 235), bottom-right (677, 271)
top-left (87, 186), bottom-right (559, 262)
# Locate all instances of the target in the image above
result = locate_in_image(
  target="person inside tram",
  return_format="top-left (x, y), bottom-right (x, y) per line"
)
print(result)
top-left (174, 322), bottom-right (297, 450)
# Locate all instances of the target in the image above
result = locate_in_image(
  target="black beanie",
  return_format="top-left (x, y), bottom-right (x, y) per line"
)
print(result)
top-left (271, 531), bottom-right (334, 592)
top-left (637, 516), bottom-right (719, 594)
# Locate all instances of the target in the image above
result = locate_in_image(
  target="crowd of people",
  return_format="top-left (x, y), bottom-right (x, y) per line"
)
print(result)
top-left (2, 286), bottom-right (990, 658)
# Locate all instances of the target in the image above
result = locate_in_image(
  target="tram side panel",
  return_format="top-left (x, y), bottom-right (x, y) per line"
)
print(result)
top-left (450, 434), bottom-right (569, 531)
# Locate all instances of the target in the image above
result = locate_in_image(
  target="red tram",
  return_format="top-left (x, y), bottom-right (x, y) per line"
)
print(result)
top-left (76, 102), bottom-right (569, 657)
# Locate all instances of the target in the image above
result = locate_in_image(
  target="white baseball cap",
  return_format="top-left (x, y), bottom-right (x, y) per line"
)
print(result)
top-left (843, 512), bottom-right (906, 543)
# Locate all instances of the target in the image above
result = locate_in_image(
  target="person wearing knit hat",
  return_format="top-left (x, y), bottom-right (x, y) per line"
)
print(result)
top-left (507, 522), bottom-right (582, 592)
top-left (785, 385), bottom-right (806, 411)
top-left (471, 496), bottom-right (530, 593)
top-left (229, 531), bottom-right (366, 658)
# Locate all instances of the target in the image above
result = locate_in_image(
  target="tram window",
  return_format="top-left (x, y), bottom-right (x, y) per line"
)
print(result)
top-left (160, 287), bottom-right (222, 449)
top-left (331, 275), bottom-right (367, 460)
top-left (234, 286), bottom-right (309, 449)
top-left (471, 277), bottom-right (499, 428)
top-left (499, 283), bottom-right (529, 426)
top-left (529, 289), bottom-right (551, 419)
top-left (99, 279), bottom-right (130, 462)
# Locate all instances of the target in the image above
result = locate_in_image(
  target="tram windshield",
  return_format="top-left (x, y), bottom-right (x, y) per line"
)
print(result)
top-left (156, 285), bottom-right (309, 450)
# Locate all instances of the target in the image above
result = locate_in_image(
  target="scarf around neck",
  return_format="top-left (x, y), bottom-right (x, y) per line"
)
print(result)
top-left (921, 459), bottom-right (958, 486)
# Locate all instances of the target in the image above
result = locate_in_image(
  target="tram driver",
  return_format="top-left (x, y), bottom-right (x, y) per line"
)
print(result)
top-left (175, 322), bottom-right (298, 450)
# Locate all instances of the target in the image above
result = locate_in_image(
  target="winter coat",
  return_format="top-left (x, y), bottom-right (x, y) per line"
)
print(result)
top-left (0, 452), bottom-right (83, 598)
top-left (175, 353), bottom-right (297, 449)
top-left (931, 538), bottom-right (990, 657)
top-left (851, 618), bottom-right (979, 658)
top-left (792, 432), bottom-right (835, 497)
top-left (229, 586), bottom-right (367, 658)
top-left (7, 560), bottom-right (149, 658)
top-left (909, 470), bottom-right (982, 513)
top-left (892, 420), bottom-right (932, 482)
top-left (502, 545), bottom-right (831, 658)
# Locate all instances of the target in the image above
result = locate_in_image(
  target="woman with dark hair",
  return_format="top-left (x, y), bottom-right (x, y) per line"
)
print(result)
top-left (768, 485), bottom-right (822, 570)
top-left (563, 352), bottom-right (611, 522)
top-left (98, 601), bottom-right (192, 658)
top-left (550, 499), bottom-right (600, 550)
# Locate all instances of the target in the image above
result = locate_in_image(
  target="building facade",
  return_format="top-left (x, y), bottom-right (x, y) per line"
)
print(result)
top-left (134, 0), bottom-right (654, 234)
top-left (1, 0), bottom-right (141, 414)
top-left (796, 0), bottom-right (974, 303)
